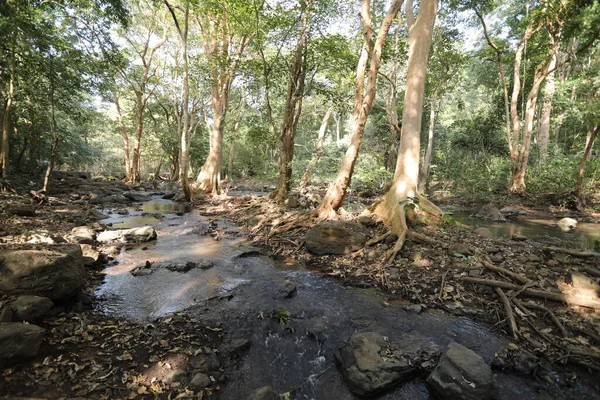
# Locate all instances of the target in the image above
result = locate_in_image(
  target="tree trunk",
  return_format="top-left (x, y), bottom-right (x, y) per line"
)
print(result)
top-left (272, 2), bottom-right (312, 203)
top-left (372, 0), bottom-right (439, 261)
top-left (539, 53), bottom-right (556, 164)
top-left (418, 96), bottom-right (436, 193)
top-left (575, 124), bottom-right (599, 195)
top-left (1, 43), bottom-right (15, 178)
top-left (114, 93), bottom-right (132, 181)
top-left (334, 112), bottom-right (341, 145)
top-left (42, 56), bottom-right (59, 194)
top-left (196, 118), bottom-right (224, 195)
top-left (301, 106), bottom-right (334, 187)
top-left (227, 140), bottom-right (234, 181)
top-left (315, 0), bottom-right (404, 218)
top-left (130, 90), bottom-right (144, 183)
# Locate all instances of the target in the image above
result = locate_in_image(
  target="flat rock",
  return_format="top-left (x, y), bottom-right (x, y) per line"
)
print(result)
top-left (9, 295), bottom-right (53, 323)
top-left (0, 244), bottom-right (86, 300)
top-left (122, 226), bottom-right (157, 243)
top-left (474, 205), bottom-right (506, 223)
top-left (474, 228), bottom-right (493, 238)
top-left (69, 226), bottom-right (96, 244)
top-left (426, 342), bottom-right (498, 400)
top-left (306, 221), bottom-right (368, 255)
top-left (247, 386), bottom-right (279, 400)
top-left (10, 206), bottom-right (36, 217)
top-left (0, 323), bottom-right (45, 362)
top-left (335, 332), bottom-right (417, 397)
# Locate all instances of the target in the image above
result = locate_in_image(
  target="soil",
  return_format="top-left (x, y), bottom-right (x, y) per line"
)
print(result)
top-left (1, 177), bottom-right (599, 399)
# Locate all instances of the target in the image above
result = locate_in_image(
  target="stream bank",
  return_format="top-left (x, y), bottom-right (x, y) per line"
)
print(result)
top-left (1, 177), bottom-right (599, 399)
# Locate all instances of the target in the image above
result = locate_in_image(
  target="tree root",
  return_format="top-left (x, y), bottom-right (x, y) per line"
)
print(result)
top-left (495, 287), bottom-right (519, 339)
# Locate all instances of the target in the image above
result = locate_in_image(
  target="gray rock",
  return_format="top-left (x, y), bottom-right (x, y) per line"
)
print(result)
top-left (511, 234), bottom-right (527, 242)
top-left (499, 207), bottom-right (523, 217)
top-left (277, 279), bottom-right (297, 299)
top-left (122, 226), bottom-right (157, 243)
top-left (513, 350), bottom-right (538, 374)
top-left (70, 226), bottom-right (96, 244)
top-left (448, 245), bottom-right (473, 258)
top-left (163, 369), bottom-right (187, 385)
top-left (489, 253), bottom-right (504, 263)
top-left (0, 245), bottom-right (86, 299)
top-left (0, 306), bottom-right (13, 322)
top-left (247, 386), bottom-right (279, 400)
top-left (10, 206), bottom-right (36, 217)
top-left (426, 342), bottom-right (498, 400)
top-left (166, 261), bottom-right (197, 272)
top-left (335, 332), bottom-right (417, 397)
top-left (123, 191), bottom-right (151, 202)
top-left (0, 323), bottom-right (45, 362)
top-left (306, 221), bottom-right (368, 255)
top-left (358, 215), bottom-right (377, 227)
top-left (189, 373), bottom-right (211, 391)
top-left (88, 209), bottom-right (110, 220)
top-left (9, 295), bottom-right (53, 323)
top-left (474, 205), bottom-right (506, 222)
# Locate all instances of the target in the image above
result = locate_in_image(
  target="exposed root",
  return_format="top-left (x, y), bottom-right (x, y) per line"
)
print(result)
top-left (366, 232), bottom-right (391, 246)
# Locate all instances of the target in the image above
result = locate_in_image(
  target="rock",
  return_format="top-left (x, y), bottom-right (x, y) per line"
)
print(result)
top-left (199, 261), bottom-right (214, 269)
top-left (335, 332), bottom-right (417, 396)
top-left (123, 191), bottom-right (151, 202)
top-left (247, 386), bottom-right (279, 400)
top-left (97, 230), bottom-right (123, 243)
top-left (383, 233), bottom-right (399, 245)
top-left (131, 261), bottom-right (153, 276)
top-left (402, 304), bottom-right (423, 314)
top-left (0, 245), bottom-right (86, 300)
top-left (426, 342), bottom-right (498, 400)
top-left (448, 245), bottom-right (473, 258)
top-left (9, 295), bottom-right (53, 323)
top-left (10, 206), bottom-right (36, 217)
top-left (512, 350), bottom-right (538, 374)
top-left (80, 244), bottom-right (101, 267)
top-left (69, 226), bottom-right (96, 244)
top-left (285, 197), bottom-right (300, 208)
top-left (189, 373), bottom-right (211, 391)
top-left (358, 215), bottom-right (376, 227)
top-left (499, 207), bottom-right (523, 218)
top-left (556, 217), bottom-right (577, 232)
top-left (190, 349), bottom-right (220, 372)
top-left (222, 338), bottom-right (251, 354)
top-left (166, 261), bottom-right (197, 272)
top-left (474, 205), bottom-right (506, 222)
top-left (489, 253), bottom-right (504, 263)
top-left (277, 279), bottom-right (297, 298)
top-left (511, 234), bottom-right (527, 242)
top-left (0, 306), bottom-right (14, 322)
top-left (0, 323), bottom-right (45, 362)
top-left (122, 226), bottom-right (157, 243)
top-left (474, 228), bottom-right (493, 238)
top-left (163, 369), bottom-right (187, 384)
top-left (306, 221), bottom-right (368, 255)
top-left (88, 209), bottom-right (110, 220)
top-left (162, 192), bottom-right (176, 200)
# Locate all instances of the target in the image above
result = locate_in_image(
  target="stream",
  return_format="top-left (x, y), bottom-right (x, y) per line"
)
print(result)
top-left (94, 198), bottom-right (596, 399)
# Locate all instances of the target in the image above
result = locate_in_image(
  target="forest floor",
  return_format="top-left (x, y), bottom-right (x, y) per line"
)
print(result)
top-left (1, 177), bottom-right (599, 399)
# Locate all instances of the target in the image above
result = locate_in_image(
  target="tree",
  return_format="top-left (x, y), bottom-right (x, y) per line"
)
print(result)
top-left (314, 0), bottom-right (404, 218)
top-left (370, 0), bottom-right (440, 260)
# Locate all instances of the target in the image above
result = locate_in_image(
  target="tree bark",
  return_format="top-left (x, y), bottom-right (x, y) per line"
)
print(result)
top-left (114, 93), bottom-right (132, 180)
top-left (272, 1), bottom-right (312, 203)
top-left (575, 124), bottom-right (599, 195)
top-left (418, 96), bottom-right (436, 193)
top-left (315, 0), bottom-right (404, 218)
top-left (301, 106), bottom-right (334, 187)
top-left (42, 56), bottom-right (59, 194)
top-left (372, 0), bottom-right (439, 261)
top-left (539, 53), bottom-right (556, 164)
top-left (1, 41), bottom-right (15, 178)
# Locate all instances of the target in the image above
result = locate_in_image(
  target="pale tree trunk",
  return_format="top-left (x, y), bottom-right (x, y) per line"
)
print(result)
top-left (227, 140), bottom-right (234, 181)
top-left (383, 34), bottom-right (402, 173)
top-left (301, 106), bottom-right (334, 187)
top-left (42, 56), bottom-right (59, 194)
top-left (334, 112), bottom-right (341, 145)
top-left (195, 13), bottom-right (251, 195)
top-left (165, 0), bottom-right (191, 199)
top-left (114, 93), bottom-right (132, 180)
top-left (272, 1), bottom-right (312, 203)
top-left (539, 53), bottom-right (556, 164)
top-left (575, 124), bottom-right (599, 196)
top-left (418, 95), bottom-right (436, 193)
top-left (130, 90), bottom-right (145, 183)
top-left (1, 41), bottom-right (15, 178)
top-left (371, 0), bottom-right (440, 261)
top-left (315, 0), bottom-right (404, 218)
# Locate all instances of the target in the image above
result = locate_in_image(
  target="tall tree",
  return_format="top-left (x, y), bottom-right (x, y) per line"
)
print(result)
top-left (371, 0), bottom-right (441, 260)
top-left (314, 0), bottom-right (404, 218)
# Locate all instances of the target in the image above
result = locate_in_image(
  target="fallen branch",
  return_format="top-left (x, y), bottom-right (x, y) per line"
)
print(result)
top-left (482, 257), bottom-right (529, 284)
top-left (575, 266), bottom-right (600, 278)
top-left (438, 270), bottom-right (449, 301)
top-left (543, 246), bottom-right (598, 258)
top-left (366, 232), bottom-right (391, 246)
top-left (513, 299), bottom-right (569, 338)
top-left (462, 277), bottom-right (600, 309)
top-left (495, 287), bottom-right (519, 339)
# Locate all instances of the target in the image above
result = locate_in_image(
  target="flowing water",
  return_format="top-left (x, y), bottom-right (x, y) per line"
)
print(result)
top-left (94, 198), bottom-right (597, 400)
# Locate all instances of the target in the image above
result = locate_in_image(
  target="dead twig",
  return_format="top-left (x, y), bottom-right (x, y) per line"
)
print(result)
top-left (513, 299), bottom-right (569, 338)
top-left (481, 256), bottom-right (530, 284)
top-left (438, 270), bottom-right (449, 301)
top-left (543, 246), bottom-right (598, 258)
top-left (495, 287), bottom-right (519, 339)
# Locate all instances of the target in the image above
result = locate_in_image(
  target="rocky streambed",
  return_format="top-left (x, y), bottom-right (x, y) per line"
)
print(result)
top-left (1, 178), bottom-right (599, 399)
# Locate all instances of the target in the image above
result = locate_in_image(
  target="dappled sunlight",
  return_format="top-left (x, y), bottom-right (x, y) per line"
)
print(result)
top-left (556, 279), bottom-right (600, 320)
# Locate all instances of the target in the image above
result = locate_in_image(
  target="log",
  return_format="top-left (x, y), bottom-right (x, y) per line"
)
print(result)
top-left (576, 266), bottom-right (600, 278)
top-left (543, 246), bottom-right (598, 258)
top-left (462, 277), bottom-right (600, 309)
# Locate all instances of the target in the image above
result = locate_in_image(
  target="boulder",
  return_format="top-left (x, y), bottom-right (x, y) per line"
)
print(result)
top-left (335, 332), bottom-right (417, 397)
top-left (426, 342), bottom-right (498, 400)
top-left (122, 226), bottom-right (157, 243)
top-left (80, 244), bottom-right (102, 267)
top-left (277, 279), bottom-right (297, 299)
top-left (556, 217), bottom-right (577, 232)
top-left (88, 209), bottom-right (110, 220)
top-left (474, 228), bottom-right (494, 238)
top-left (306, 221), bottom-right (368, 255)
top-left (189, 373), bottom-right (211, 391)
top-left (499, 207), bottom-right (524, 218)
top-left (97, 230), bottom-right (123, 243)
top-left (0, 323), bottom-right (45, 362)
top-left (474, 205), bottom-right (506, 223)
top-left (247, 386), bottom-right (279, 400)
top-left (69, 226), bottom-right (96, 244)
top-left (123, 191), bottom-right (151, 202)
top-left (0, 245), bottom-right (86, 300)
top-left (9, 295), bottom-right (53, 323)
top-left (10, 206), bottom-right (36, 217)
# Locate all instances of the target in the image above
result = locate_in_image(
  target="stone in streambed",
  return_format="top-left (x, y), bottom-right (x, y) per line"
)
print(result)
top-left (247, 386), bottom-right (279, 400)
top-left (0, 323), bottom-right (45, 363)
top-left (335, 332), bottom-right (418, 397)
top-left (426, 342), bottom-right (498, 400)
top-left (189, 373), bottom-right (211, 391)
top-left (9, 295), bottom-right (53, 323)
top-left (474, 205), bottom-right (506, 222)
top-left (305, 221), bottom-right (368, 255)
top-left (69, 226), bottom-right (97, 244)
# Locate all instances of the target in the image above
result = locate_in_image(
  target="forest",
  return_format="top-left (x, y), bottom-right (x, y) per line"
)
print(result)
top-left (1, 0), bottom-right (600, 399)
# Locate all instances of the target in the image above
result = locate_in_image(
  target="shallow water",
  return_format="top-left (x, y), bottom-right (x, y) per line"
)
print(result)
top-left (94, 199), bottom-right (598, 400)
